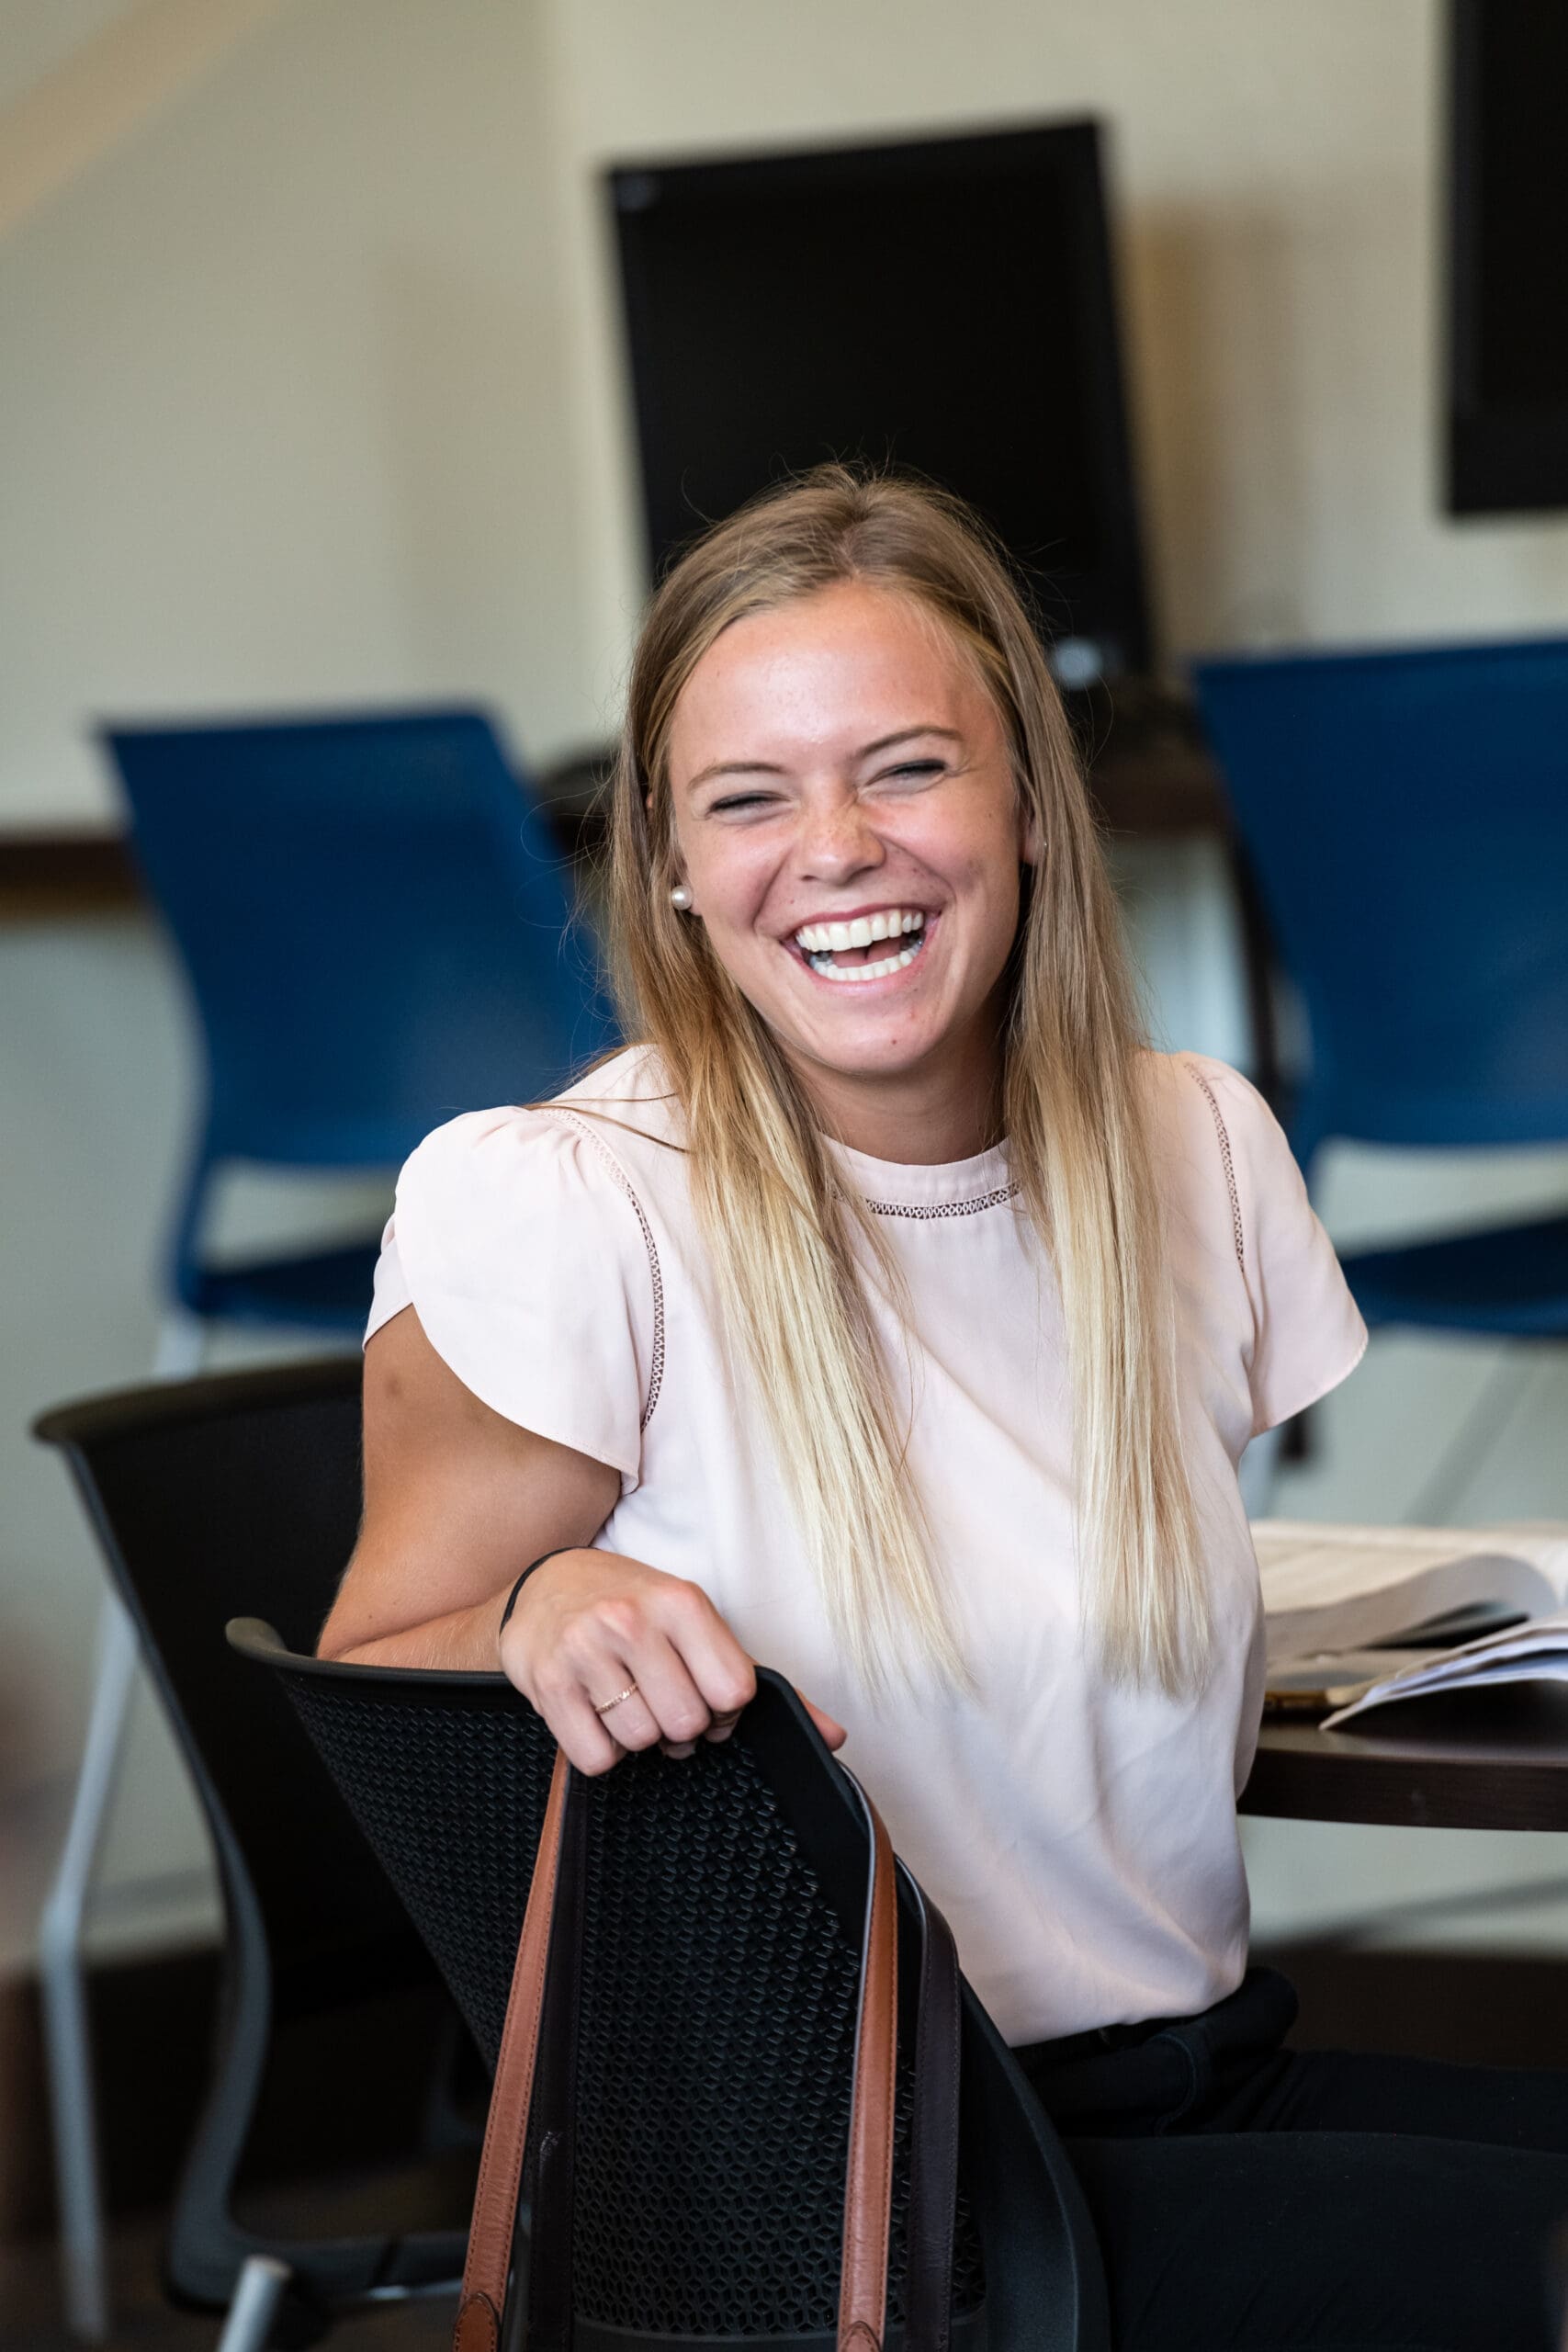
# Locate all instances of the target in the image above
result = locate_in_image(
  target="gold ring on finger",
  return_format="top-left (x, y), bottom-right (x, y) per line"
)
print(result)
top-left (592, 1682), bottom-right (639, 1716)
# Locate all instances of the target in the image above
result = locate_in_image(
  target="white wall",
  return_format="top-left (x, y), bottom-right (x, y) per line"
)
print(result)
top-left (541, 0), bottom-right (1568, 693)
top-left (6, 0), bottom-right (1568, 826)
top-left (0, 1), bottom-right (142, 112)
top-left (0, 0), bottom-right (590, 830)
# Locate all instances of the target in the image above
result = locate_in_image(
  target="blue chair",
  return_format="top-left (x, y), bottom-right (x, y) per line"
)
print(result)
top-left (1192, 639), bottom-right (1568, 1343)
top-left (110, 707), bottom-right (618, 1337)
top-left (43, 708), bottom-right (616, 2336)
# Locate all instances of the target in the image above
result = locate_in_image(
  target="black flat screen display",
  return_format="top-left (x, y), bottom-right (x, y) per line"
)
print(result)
top-left (610, 119), bottom-right (1151, 676)
top-left (1449, 0), bottom-right (1568, 512)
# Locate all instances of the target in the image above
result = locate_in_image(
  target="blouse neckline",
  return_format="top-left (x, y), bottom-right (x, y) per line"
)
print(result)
top-left (825, 1135), bottom-right (1018, 1217)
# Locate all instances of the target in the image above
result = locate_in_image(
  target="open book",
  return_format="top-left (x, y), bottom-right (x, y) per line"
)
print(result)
top-left (1256, 1520), bottom-right (1568, 1725)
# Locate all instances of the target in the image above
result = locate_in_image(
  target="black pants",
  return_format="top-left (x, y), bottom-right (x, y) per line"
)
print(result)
top-left (1016, 1969), bottom-right (1568, 2352)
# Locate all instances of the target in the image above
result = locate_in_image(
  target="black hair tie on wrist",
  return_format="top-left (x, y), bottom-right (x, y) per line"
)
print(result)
top-left (497, 1549), bottom-right (573, 1646)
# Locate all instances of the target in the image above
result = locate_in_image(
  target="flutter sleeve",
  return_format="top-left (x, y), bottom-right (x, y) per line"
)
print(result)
top-left (363, 1106), bottom-right (656, 1488)
top-left (1198, 1060), bottom-right (1369, 1436)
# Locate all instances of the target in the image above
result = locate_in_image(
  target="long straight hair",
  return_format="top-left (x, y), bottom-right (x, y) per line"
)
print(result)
top-left (604, 467), bottom-right (1208, 1693)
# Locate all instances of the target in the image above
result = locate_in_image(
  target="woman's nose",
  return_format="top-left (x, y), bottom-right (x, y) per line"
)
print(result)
top-left (795, 788), bottom-right (885, 881)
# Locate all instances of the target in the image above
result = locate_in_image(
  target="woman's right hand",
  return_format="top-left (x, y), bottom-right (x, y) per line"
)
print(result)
top-left (322, 1312), bottom-right (846, 1770)
top-left (499, 1548), bottom-right (846, 1775)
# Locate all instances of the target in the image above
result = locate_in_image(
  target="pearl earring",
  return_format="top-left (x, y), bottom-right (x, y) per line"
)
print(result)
top-left (670, 884), bottom-right (693, 911)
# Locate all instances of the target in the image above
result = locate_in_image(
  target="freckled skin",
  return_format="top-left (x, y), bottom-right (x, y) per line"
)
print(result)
top-left (666, 582), bottom-right (1037, 1165)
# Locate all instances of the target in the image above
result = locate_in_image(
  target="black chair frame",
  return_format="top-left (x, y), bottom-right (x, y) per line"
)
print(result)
top-left (33, 1362), bottom-right (473, 2343)
top-left (229, 1627), bottom-right (1111, 2352)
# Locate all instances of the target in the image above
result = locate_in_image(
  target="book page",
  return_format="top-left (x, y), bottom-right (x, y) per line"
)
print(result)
top-left (1369, 1606), bottom-right (1568, 1688)
top-left (1253, 1521), bottom-right (1568, 1616)
top-left (1321, 1611), bottom-right (1568, 1728)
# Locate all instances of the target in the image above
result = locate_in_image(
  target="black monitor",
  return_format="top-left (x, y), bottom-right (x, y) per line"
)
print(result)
top-left (1447, 0), bottom-right (1568, 513)
top-left (608, 119), bottom-right (1153, 683)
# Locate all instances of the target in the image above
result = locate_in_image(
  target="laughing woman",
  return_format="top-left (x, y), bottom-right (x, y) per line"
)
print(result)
top-left (321, 469), bottom-right (1568, 2351)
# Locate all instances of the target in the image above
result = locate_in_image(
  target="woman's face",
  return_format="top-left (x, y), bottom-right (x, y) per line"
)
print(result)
top-left (664, 581), bottom-right (1035, 1125)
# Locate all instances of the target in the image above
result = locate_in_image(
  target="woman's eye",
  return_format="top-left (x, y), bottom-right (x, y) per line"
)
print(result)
top-left (709, 792), bottom-right (778, 814)
top-left (877, 760), bottom-right (946, 785)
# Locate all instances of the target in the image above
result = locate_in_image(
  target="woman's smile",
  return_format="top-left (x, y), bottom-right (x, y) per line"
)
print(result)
top-left (784, 903), bottom-right (934, 984)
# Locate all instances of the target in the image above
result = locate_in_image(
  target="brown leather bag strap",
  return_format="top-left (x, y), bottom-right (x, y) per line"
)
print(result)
top-left (518, 1752), bottom-right (590, 2352)
top-left (453, 1747), bottom-right (573, 2352)
top-left (836, 1777), bottom-right (899, 2352)
top-left (458, 1746), bottom-right (956, 2352)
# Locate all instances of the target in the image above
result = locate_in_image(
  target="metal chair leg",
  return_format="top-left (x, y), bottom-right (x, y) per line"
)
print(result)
top-left (39, 1599), bottom-right (141, 2340)
top-left (215, 2256), bottom-right (294, 2352)
top-left (41, 1307), bottom-right (208, 2335)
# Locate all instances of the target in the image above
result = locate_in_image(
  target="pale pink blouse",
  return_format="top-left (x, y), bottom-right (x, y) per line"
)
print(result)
top-left (367, 1046), bottom-right (1365, 2044)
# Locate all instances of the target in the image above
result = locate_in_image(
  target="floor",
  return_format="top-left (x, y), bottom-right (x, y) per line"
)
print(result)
top-left (0, 2221), bottom-right (457, 2352)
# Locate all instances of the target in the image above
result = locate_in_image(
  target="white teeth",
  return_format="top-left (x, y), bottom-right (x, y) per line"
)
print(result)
top-left (807, 935), bottom-right (927, 984)
top-left (793, 909), bottom-right (927, 953)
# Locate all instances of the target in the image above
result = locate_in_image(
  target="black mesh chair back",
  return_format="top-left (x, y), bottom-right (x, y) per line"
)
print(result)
top-left (32, 1359), bottom-right (470, 2308)
top-left (228, 1630), bottom-right (1111, 2352)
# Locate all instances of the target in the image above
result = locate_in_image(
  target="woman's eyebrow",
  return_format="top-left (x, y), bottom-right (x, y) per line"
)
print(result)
top-left (686, 759), bottom-right (786, 791)
top-left (858, 725), bottom-right (963, 758)
top-left (686, 725), bottom-right (963, 793)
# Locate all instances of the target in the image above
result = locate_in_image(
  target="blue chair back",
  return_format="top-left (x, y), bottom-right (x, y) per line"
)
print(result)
top-left (106, 709), bottom-right (618, 1171)
top-left (1193, 639), bottom-right (1568, 1163)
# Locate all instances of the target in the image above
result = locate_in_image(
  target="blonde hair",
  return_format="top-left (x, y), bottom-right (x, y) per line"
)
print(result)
top-left (604, 466), bottom-right (1208, 1694)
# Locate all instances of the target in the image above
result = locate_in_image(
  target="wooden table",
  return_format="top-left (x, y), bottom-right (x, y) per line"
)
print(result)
top-left (1240, 1686), bottom-right (1568, 1832)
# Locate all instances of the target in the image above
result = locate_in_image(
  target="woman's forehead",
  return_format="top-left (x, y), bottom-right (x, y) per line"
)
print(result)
top-left (669, 582), bottom-right (998, 775)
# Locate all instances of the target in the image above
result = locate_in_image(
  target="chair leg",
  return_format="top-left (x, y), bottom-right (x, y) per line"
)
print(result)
top-left (41, 1310), bottom-right (209, 2335)
top-left (39, 1599), bottom-right (141, 2340)
top-left (216, 2256), bottom-right (295, 2352)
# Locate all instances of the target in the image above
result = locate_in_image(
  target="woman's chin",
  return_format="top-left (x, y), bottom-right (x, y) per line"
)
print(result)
top-left (775, 1014), bottom-right (954, 1089)
top-left (739, 953), bottom-right (989, 1094)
